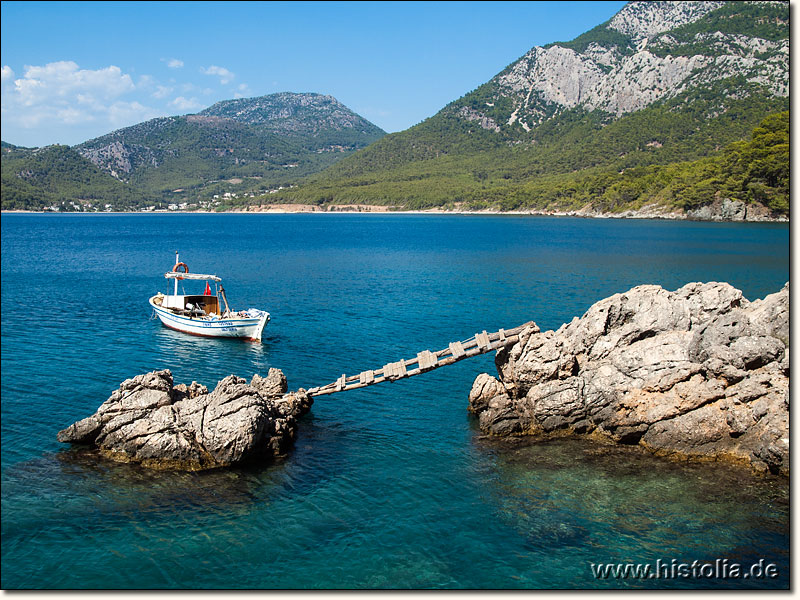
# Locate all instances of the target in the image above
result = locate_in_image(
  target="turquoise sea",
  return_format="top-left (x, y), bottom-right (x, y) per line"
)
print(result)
top-left (0, 213), bottom-right (789, 589)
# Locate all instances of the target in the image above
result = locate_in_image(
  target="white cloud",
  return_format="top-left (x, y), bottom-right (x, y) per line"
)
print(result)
top-left (14, 61), bottom-right (135, 106)
top-left (233, 83), bottom-right (251, 99)
top-left (1, 65), bottom-right (17, 109)
top-left (201, 65), bottom-right (235, 85)
top-left (167, 58), bottom-right (184, 69)
top-left (108, 101), bottom-right (162, 126)
top-left (152, 85), bottom-right (174, 99)
top-left (56, 106), bottom-right (91, 125)
top-left (1, 60), bottom-right (162, 140)
top-left (168, 96), bottom-right (203, 111)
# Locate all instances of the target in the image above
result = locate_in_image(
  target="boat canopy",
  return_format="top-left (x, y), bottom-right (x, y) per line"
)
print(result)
top-left (164, 272), bottom-right (222, 282)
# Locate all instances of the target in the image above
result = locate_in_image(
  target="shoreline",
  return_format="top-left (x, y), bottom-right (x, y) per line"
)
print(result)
top-left (1, 205), bottom-right (789, 223)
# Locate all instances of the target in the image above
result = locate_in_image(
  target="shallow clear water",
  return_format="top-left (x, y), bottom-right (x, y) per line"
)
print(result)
top-left (0, 213), bottom-right (789, 589)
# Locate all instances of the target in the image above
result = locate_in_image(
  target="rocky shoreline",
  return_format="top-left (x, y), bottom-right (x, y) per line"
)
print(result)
top-left (469, 282), bottom-right (789, 475)
top-left (226, 198), bottom-right (787, 222)
top-left (57, 368), bottom-right (311, 470)
top-left (4, 198), bottom-right (788, 222)
top-left (59, 282), bottom-right (788, 476)
top-left (222, 199), bottom-right (789, 223)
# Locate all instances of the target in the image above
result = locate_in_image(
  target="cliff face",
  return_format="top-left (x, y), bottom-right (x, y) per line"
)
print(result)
top-left (469, 282), bottom-right (789, 475)
top-left (606, 1), bottom-right (726, 39)
top-left (458, 1), bottom-right (788, 133)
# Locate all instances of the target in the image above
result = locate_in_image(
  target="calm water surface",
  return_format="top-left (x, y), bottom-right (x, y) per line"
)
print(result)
top-left (0, 214), bottom-right (789, 589)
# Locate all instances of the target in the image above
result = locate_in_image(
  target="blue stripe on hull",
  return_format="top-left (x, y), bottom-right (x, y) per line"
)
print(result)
top-left (160, 321), bottom-right (261, 340)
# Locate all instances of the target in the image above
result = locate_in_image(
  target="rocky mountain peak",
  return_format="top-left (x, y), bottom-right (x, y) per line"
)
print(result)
top-left (199, 92), bottom-right (379, 134)
top-left (607, 1), bottom-right (726, 42)
top-left (70, 91), bottom-right (385, 189)
top-left (462, 0), bottom-right (788, 132)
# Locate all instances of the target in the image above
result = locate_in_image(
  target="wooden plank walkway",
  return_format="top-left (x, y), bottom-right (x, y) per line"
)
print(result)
top-left (305, 322), bottom-right (535, 398)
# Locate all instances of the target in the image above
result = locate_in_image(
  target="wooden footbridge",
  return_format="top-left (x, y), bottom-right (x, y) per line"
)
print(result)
top-left (305, 322), bottom-right (535, 398)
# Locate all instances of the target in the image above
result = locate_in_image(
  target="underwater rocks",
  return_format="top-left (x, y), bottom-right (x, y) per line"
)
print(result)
top-left (58, 368), bottom-right (312, 470)
top-left (469, 282), bottom-right (789, 475)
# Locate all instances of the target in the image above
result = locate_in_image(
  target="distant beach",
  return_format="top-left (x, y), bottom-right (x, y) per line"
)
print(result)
top-left (3, 203), bottom-right (788, 222)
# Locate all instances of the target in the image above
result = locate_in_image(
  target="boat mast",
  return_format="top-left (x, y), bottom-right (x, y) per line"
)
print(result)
top-left (220, 285), bottom-right (231, 316)
top-left (174, 251), bottom-right (179, 296)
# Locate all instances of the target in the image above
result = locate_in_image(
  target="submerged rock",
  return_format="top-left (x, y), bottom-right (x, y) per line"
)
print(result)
top-left (58, 368), bottom-right (312, 470)
top-left (469, 282), bottom-right (789, 475)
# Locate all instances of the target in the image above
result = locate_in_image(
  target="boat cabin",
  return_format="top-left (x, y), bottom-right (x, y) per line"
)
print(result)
top-left (156, 270), bottom-right (228, 317)
top-left (155, 294), bottom-right (221, 317)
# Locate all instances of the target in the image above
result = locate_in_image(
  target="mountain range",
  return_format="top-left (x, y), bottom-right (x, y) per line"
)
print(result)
top-left (274, 0), bottom-right (788, 216)
top-left (1, 1), bottom-right (789, 217)
top-left (2, 93), bottom-right (385, 210)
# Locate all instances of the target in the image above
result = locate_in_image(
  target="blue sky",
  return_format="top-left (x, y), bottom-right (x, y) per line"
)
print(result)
top-left (1, 1), bottom-right (627, 147)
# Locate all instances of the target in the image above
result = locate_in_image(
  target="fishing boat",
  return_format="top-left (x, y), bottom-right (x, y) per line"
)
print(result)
top-left (148, 254), bottom-right (270, 341)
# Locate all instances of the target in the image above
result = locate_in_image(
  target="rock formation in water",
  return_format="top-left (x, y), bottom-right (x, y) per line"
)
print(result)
top-left (469, 282), bottom-right (789, 475)
top-left (57, 368), bottom-right (312, 470)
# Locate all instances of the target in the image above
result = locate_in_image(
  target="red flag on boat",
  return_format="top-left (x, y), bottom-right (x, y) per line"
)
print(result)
top-left (204, 282), bottom-right (212, 295)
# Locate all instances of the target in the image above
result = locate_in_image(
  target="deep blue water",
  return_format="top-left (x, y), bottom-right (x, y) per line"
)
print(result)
top-left (0, 213), bottom-right (789, 589)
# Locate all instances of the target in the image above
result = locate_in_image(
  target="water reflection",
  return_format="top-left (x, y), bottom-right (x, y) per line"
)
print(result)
top-left (153, 326), bottom-right (268, 358)
top-left (150, 325), bottom-right (277, 385)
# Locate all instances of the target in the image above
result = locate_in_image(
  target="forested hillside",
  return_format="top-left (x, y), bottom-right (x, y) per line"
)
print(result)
top-left (260, 1), bottom-right (789, 217)
top-left (1, 143), bottom-right (145, 211)
top-left (2, 93), bottom-right (385, 210)
top-left (75, 93), bottom-right (385, 202)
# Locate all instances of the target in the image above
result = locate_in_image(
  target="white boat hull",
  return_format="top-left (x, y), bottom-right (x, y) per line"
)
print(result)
top-left (149, 297), bottom-right (270, 341)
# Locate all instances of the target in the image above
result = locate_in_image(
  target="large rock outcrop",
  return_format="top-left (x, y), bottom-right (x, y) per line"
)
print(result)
top-left (469, 282), bottom-right (789, 475)
top-left (58, 368), bottom-right (312, 470)
top-left (479, 2), bottom-right (787, 131)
